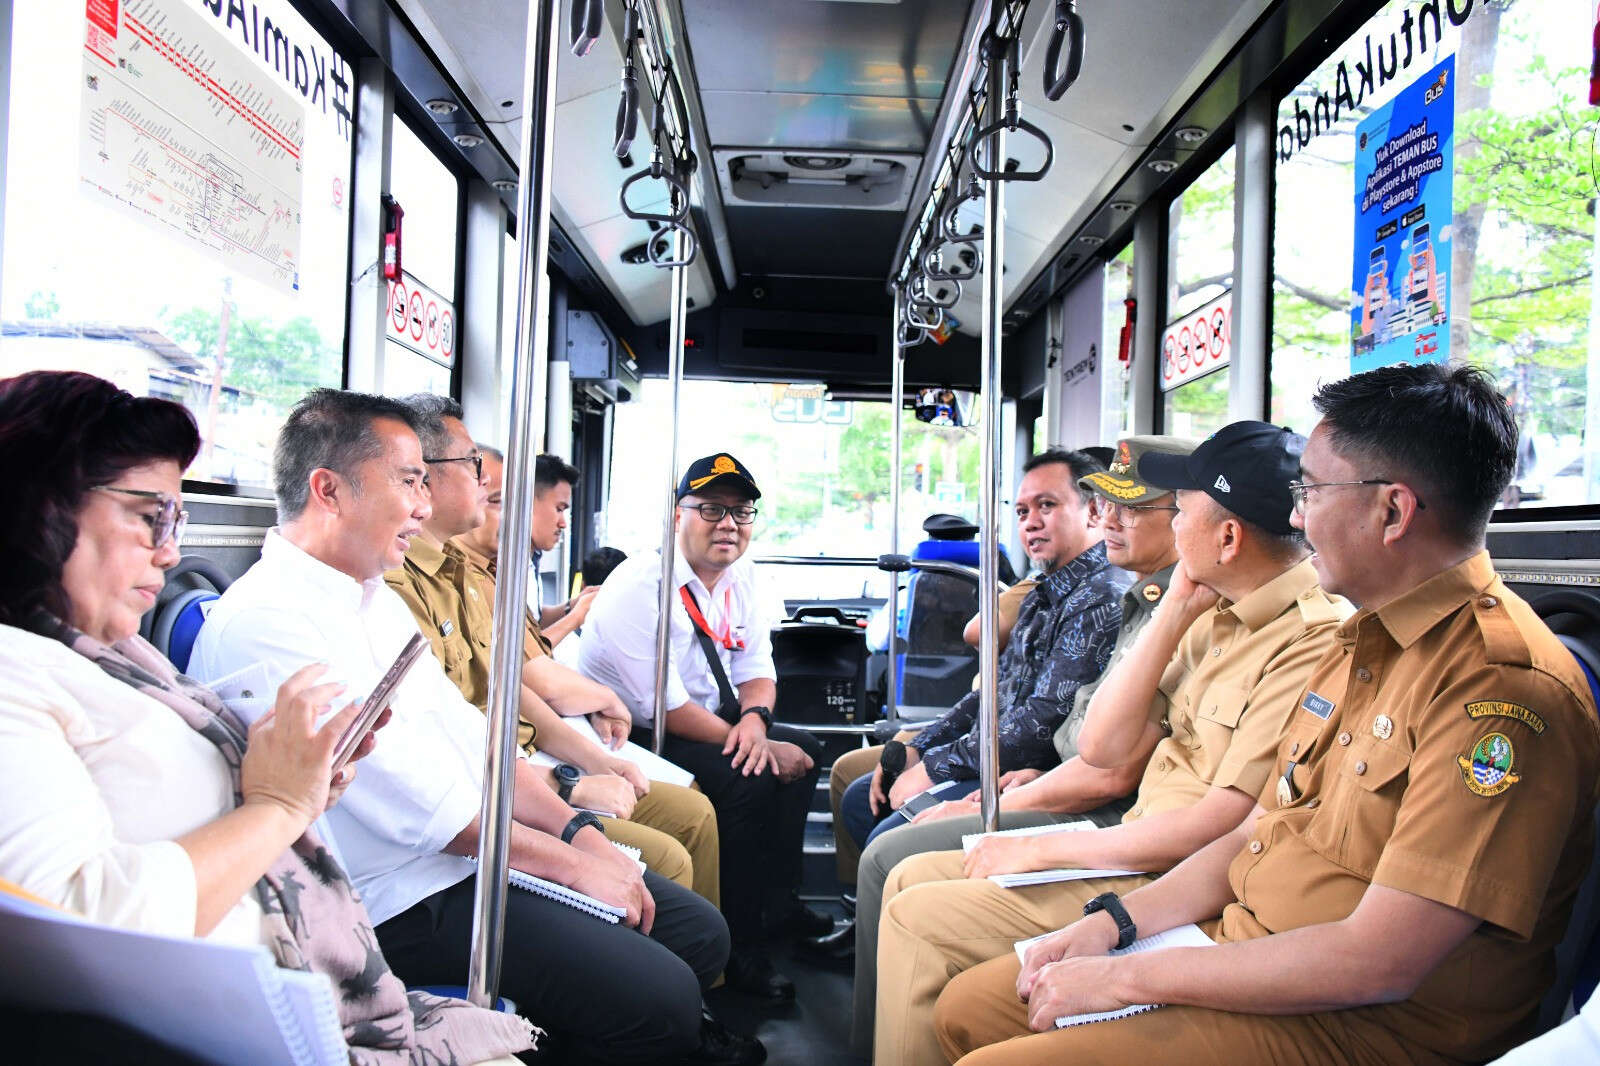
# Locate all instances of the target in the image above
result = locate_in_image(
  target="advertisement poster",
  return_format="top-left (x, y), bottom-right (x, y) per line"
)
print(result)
top-left (1351, 55), bottom-right (1454, 373)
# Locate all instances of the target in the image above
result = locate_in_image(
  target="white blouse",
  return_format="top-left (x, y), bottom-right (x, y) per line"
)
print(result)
top-left (0, 624), bottom-right (261, 946)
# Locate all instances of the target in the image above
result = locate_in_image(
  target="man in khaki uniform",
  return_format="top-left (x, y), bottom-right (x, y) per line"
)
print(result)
top-left (872, 422), bottom-right (1352, 1066)
top-left (840, 435), bottom-right (1195, 1057)
top-left (451, 446), bottom-right (720, 908)
top-left (935, 364), bottom-right (1600, 1066)
top-left (383, 396), bottom-right (718, 898)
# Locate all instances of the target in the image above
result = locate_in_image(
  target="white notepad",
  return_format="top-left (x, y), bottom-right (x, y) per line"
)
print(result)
top-left (0, 889), bottom-right (347, 1065)
top-left (1013, 923), bottom-right (1215, 1028)
top-left (987, 867), bottom-right (1146, 887)
top-left (476, 842), bottom-right (644, 924)
top-left (960, 819), bottom-right (1094, 853)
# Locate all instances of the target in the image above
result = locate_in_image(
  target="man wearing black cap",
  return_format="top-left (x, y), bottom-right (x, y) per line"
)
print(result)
top-left (871, 422), bottom-right (1353, 1066)
top-left (581, 453), bottom-right (826, 1000)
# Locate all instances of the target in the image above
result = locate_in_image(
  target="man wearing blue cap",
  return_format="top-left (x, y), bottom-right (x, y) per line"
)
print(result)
top-left (582, 453), bottom-right (826, 1001)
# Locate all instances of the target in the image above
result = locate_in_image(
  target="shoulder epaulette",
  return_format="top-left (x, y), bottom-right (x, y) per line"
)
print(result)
top-left (1474, 592), bottom-right (1533, 668)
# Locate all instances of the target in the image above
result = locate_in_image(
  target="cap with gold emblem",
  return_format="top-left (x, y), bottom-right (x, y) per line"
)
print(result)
top-left (677, 453), bottom-right (762, 500)
top-left (1079, 435), bottom-right (1201, 505)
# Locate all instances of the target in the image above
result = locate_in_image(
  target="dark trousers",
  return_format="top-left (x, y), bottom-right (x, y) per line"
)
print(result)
top-left (376, 870), bottom-right (728, 1064)
top-left (840, 771), bottom-right (981, 849)
top-left (633, 723), bottom-right (823, 951)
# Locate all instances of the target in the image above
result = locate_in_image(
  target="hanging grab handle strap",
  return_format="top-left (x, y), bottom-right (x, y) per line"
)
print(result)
top-left (970, 35), bottom-right (1053, 182)
top-left (943, 174), bottom-right (985, 245)
top-left (924, 240), bottom-right (980, 282)
top-left (614, 4), bottom-right (641, 158)
top-left (1042, 0), bottom-right (1086, 101)
top-left (570, 0), bottom-right (604, 57)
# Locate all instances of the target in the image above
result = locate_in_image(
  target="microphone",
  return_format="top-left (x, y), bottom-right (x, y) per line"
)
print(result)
top-left (879, 739), bottom-right (907, 793)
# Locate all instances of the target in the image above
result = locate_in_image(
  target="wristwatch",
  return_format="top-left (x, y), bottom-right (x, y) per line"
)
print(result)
top-left (740, 705), bottom-right (774, 729)
top-left (553, 762), bottom-right (581, 803)
top-left (561, 810), bottom-right (605, 845)
top-left (1082, 891), bottom-right (1138, 950)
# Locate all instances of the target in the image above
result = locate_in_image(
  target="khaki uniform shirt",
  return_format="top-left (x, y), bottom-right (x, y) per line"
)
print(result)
top-left (1124, 559), bottom-right (1352, 823)
top-left (1221, 552), bottom-right (1600, 1061)
top-left (453, 538), bottom-right (548, 751)
top-left (383, 538), bottom-right (491, 707)
top-left (1055, 562), bottom-right (1178, 760)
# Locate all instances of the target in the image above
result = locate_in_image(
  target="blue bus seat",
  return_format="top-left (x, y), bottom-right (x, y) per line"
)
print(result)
top-left (895, 526), bottom-right (982, 708)
top-left (156, 591), bottom-right (217, 675)
top-left (1536, 641), bottom-right (1600, 1034)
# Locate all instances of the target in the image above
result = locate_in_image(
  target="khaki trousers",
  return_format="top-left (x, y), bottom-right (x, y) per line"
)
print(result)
top-left (935, 944), bottom-right (1445, 1066)
top-left (604, 781), bottom-right (721, 907)
top-left (874, 849), bottom-right (1151, 1066)
top-left (831, 744), bottom-right (886, 883)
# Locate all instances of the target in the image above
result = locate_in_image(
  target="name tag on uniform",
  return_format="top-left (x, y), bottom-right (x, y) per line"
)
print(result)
top-left (440, 620), bottom-right (455, 637)
top-left (1301, 691), bottom-right (1335, 720)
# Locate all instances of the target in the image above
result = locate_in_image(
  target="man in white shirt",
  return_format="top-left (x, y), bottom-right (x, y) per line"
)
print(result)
top-left (189, 390), bottom-right (760, 1066)
top-left (582, 453), bottom-right (826, 1002)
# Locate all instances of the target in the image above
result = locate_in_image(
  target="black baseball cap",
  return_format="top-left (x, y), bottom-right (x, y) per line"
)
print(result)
top-left (677, 453), bottom-right (762, 500)
top-left (1136, 421), bottom-right (1304, 535)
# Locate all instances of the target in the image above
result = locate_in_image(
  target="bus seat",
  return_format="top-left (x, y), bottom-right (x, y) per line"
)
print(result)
top-left (897, 517), bottom-right (982, 708)
top-left (155, 591), bottom-right (217, 675)
top-left (1536, 640), bottom-right (1600, 1032)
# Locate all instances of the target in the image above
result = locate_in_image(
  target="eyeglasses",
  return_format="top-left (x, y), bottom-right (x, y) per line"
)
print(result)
top-left (91, 486), bottom-right (188, 549)
top-left (679, 502), bottom-right (759, 525)
top-left (425, 452), bottom-right (484, 483)
top-left (1287, 479), bottom-right (1425, 515)
top-left (1088, 497), bottom-right (1179, 527)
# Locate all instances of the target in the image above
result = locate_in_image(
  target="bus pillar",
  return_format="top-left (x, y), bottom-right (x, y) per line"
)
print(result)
top-left (468, 0), bottom-right (561, 1008)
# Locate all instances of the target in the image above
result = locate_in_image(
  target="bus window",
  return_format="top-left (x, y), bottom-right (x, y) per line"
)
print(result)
top-left (1, 1), bottom-right (352, 490)
top-left (1164, 147), bottom-right (1236, 438)
top-left (382, 119), bottom-right (460, 398)
top-left (1101, 242), bottom-right (1136, 445)
top-left (1271, 0), bottom-right (1598, 510)
top-left (605, 379), bottom-right (983, 603)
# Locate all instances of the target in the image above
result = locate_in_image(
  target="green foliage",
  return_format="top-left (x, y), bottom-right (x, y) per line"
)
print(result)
top-left (165, 305), bottom-right (339, 409)
top-left (24, 290), bottom-right (59, 320)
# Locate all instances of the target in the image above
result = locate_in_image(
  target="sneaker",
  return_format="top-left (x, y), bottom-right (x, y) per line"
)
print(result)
top-left (684, 1009), bottom-right (767, 1065)
top-left (723, 948), bottom-right (796, 1003)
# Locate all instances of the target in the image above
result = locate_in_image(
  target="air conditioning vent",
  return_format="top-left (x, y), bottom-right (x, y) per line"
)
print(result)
top-left (714, 149), bottom-right (921, 211)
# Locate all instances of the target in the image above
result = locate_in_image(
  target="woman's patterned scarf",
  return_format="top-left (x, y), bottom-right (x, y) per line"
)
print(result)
top-left (32, 610), bottom-right (538, 1065)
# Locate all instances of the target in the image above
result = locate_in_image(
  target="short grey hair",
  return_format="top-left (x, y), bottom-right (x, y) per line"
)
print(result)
top-left (273, 389), bottom-right (422, 520)
top-left (399, 394), bottom-right (465, 459)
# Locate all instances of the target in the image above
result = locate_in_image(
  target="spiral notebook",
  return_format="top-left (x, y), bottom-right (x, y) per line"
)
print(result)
top-left (0, 886), bottom-right (347, 1064)
top-left (960, 819), bottom-right (1094, 853)
top-left (476, 843), bottom-right (644, 924)
top-left (1012, 923), bottom-right (1215, 1028)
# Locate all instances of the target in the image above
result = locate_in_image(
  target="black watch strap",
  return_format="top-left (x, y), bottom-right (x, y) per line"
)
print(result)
top-left (561, 811), bottom-right (605, 845)
top-left (740, 705), bottom-right (773, 729)
top-left (1083, 891), bottom-right (1137, 950)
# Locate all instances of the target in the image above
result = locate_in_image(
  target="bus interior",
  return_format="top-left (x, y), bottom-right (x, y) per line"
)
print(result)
top-left (4, 0), bottom-right (1600, 1061)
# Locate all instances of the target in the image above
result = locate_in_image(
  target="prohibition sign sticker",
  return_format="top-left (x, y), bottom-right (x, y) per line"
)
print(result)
top-left (425, 301), bottom-right (440, 350)
top-left (440, 309), bottom-right (456, 359)
top-left (409, 291), bottom-right (425, 341)
top-left (391, 280), bottom-right (409, 333)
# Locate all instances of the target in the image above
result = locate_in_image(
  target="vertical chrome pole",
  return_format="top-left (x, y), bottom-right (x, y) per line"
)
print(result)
top-left (977, 50), bottom-right (1006, 834)
top-left (468, 0), bottom-right (559, 1008)
top-left (652, 226), bottom-right (689, 753)
top-left (885, 287), bottom-right (906, 725)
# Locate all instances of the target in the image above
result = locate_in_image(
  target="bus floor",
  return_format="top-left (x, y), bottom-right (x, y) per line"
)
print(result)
top-left (704, 897), bottom-right (866, 1066)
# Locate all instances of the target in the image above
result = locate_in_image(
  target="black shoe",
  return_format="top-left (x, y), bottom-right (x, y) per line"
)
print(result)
top-left (796, 916), bottom-right (855, 966)
top-left (767, 897), bottom-right (834, 939)
top-left (683, 1009), bottom-right (767, 1065)
top-left (723, 948), bottom-right (796, 1003)
top-left (841, 891), bottom-right (856, 917)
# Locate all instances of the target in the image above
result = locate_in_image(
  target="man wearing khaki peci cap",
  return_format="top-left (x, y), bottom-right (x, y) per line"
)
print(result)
top-left (871, 422), bottom-right (1352, 1066)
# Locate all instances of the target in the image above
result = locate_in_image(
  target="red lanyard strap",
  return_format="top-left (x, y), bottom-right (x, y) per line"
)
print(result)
top-left (679, 584), bottom-right (743, 650)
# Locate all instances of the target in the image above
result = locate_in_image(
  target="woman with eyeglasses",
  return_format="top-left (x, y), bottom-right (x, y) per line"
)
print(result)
top-left (0, 371), bottom-right (533, 1064)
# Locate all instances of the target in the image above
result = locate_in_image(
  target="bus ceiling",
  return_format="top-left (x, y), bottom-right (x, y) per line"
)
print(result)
top-left (367, 0), bottom-right (1356, 381)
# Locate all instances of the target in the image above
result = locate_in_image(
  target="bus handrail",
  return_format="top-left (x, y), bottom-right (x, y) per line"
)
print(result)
top-left (970, 35), bottom-right (1053, 183)
top-left (1042, 0), bottom-right (1086, 102)
top-left (877, 553), bottom-right (1012, 594)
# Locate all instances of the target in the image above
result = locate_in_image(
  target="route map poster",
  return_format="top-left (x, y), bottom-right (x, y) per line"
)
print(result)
top-left (1350, 54), bottom-right (1454, 374)
top-left (80, 0), bottom-right (306, 294)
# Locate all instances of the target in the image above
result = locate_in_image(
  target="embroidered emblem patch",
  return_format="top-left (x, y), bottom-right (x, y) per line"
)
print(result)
top-left (1372, 714), bottom-right (1394, 741)
top-left (1301, 691), bottom-right (1335, 720)
top-left (1142, 582), bottom-right (1163, 603)
top-left (1111, 441), bottom-right (1133, 475)
top-left (1213, 474), bottom-right (1232, 493)
top-left (1464, 700), bottom-right (1546, 735)
top-left (1458, 732), bottom-right (1521, 797)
